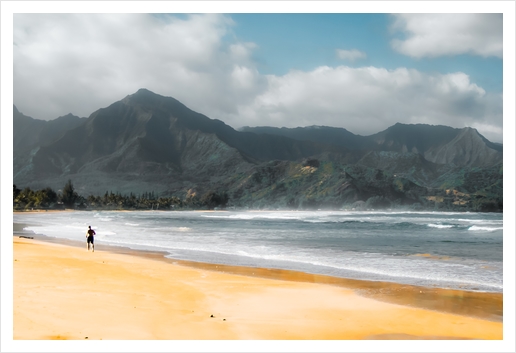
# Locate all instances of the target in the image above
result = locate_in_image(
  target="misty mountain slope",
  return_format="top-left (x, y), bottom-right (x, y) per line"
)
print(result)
top-left (423, 127), bottom-right (503, 167)
top-left (222, 159), bottom-right (427, 209)
top-left (368, 123), bottom-right (459, 152)
top-left (240, 125), bottom-right (372, 150)
top-left (18, 89), bottom-right (354, 181)
top-left (28, 89), bottom-right (255, 179)
top-left (123, 89), bottom-right (335, 162)
top-left (241, 122), bottom-right (502, 169)
top-left (31, 100), bottom-right (152, 175)
top-left (368, 123), bottom-right (502, 167)
top-left (13, 105), bottom-right (86, 153)
top-left (355, 150), bottom-right (448, 186)
top-left (13, 89), bottom-right (503, 210)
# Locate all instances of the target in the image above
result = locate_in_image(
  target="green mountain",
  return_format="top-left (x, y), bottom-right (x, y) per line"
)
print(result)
top-left (13, 89), bottom-right (503, 211)
top-left (243, 122), bottom-right (503, 168)
top-left (13, 105), bottom-right (85, 152)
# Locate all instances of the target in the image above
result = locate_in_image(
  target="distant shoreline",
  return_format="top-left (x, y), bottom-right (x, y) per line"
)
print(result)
top-left (13, 220), bottom-right (503, 322)
top-left (13, 208), bottom-right (504, 214)
top-left (13, 235), bottom-right (503, 340)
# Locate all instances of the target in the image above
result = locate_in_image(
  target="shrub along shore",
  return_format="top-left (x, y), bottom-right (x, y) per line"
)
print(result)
top-left (13, 177), bottom-right (502, 213)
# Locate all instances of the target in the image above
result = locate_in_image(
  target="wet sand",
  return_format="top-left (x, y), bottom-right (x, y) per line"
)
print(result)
top-left (11, 234), bottom-right (503, 342)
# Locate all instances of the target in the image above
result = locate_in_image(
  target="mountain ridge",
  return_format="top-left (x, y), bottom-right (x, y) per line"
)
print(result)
top-left (13, 89), bottom-right (503, 211)
top-left (13, 105), bottom-right (86, 152)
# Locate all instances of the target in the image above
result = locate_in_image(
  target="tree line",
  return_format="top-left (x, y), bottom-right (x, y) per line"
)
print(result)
top-left (13, 180), bottom-right (229, 211)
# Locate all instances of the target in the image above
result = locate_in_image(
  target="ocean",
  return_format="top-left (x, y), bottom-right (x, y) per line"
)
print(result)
top-left (14, 210), bottom-right (503, 293)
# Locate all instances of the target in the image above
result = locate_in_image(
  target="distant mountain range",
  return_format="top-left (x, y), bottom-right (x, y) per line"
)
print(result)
top-left (14, 106), bottom-right (86, 153)
top-left (241, 123), bottom-right (503, 167)
top-left (13, 88), bottom-right (503, 211)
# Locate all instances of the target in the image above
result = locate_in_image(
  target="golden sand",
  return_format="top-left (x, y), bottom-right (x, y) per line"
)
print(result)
top-left (11, 236), bottom-right (503, 341)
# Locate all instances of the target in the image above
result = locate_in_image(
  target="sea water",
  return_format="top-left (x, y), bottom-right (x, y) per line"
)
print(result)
top-left (14, 210), bottom-right (503, 292)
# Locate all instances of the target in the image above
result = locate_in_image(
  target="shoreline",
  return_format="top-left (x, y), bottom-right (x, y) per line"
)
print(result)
top-left (14, 224), bottom-right (503, 323)
top-left (13, 208), bottom-right (504, 213)
top-left (12, 235), bottom-right (504, 341)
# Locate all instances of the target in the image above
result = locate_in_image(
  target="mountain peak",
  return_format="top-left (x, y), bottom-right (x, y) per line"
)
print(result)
top-left (128, 88), bottom-right (167, 100)
top-left (120, 88), bottom-right (184, 110)
top-left (55, 113), bottom-right (82, 120)
top-left (460, 126), bottom-right (479, 135)
top-left (134, 88), bottom-right (157, 96)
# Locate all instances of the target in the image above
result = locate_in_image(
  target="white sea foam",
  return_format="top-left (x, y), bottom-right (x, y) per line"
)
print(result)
top-left (455, 218), bottom-right (497, 223)
top-left (468, 225), bottom-right (503, 232)
top-left (427, 224), bottom-right (453, 229)
top-left (65, 224), bottom-right (87, 230)
top-left (13, 210), bottom-right (503, 292)
top-left (203, 213), bottom-right (301, 221)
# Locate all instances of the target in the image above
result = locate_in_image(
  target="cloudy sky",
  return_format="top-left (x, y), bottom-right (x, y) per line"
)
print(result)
top-left (9, 6), bottom-right (509, 143)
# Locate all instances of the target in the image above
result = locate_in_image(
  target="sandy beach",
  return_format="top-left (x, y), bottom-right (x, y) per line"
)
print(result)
top-left (11, 234), bottom-right (503, 343)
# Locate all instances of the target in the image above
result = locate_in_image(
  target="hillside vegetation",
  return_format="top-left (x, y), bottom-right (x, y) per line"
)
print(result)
top-left (13, 89), bottom-right (503, 212)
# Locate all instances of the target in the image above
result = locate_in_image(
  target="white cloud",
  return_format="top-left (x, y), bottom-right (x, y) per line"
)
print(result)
top-left (390, 14), bottom-right (503, 58)
top-left (12, 13), bottom-right (503, 143)
top-left (230, 42), bottom-right (257, 61)
top-left (13, 13), bottom-right (263, 120)
top-left (336, 49), bottom-right (367, 62)
top-left (232, 66), bottom-right (502, 142)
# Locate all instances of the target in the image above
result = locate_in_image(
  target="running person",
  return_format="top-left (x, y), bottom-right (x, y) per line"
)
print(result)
top-left (86, 226), bottom-right (95, 252)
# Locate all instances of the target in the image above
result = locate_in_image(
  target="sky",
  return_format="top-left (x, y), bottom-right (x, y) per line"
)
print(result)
top-left (9, 8), bottom-right (509, 143)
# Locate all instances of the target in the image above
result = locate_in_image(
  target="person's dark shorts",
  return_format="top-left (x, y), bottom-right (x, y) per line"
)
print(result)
top-left (87, 235), bottom-right (94, 244)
